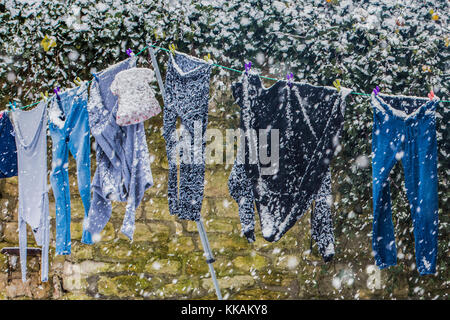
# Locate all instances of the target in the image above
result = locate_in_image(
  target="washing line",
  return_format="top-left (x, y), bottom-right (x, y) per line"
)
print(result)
top-left (3, 43), bottom-right (450, 113)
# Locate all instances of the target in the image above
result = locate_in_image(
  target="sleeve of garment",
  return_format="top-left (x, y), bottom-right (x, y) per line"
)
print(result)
top-left (145, 68), bottom-right (155, 82)
top-left (228, 162), bottom-right (256, 242)
top-left (311, 169), bottom-right (335, 262)
top-left (110, 75), bottom-right (119, 96)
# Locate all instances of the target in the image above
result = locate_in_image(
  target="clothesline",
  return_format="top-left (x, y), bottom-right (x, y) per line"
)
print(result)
top-left (4, 43), bottom-right (450, 113)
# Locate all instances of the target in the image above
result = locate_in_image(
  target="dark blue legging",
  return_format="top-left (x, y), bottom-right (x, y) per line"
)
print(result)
top-left (163, 52), bottom-right (211, 221)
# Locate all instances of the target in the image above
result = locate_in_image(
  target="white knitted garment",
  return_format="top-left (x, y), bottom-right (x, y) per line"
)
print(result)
top-left (111, 67), bottom-right (161, 126)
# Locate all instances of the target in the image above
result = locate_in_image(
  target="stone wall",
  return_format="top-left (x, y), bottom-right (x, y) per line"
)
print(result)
top-left (0, 84), bottom-right (448, 300)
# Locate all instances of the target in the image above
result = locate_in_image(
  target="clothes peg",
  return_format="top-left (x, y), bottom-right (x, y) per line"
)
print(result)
top-left (169, 44), bottom-right (177, 54)
top-left (373, 86), bottom-right (380, 96)
top-left (203, 53), bottom-right (211, 63)
top-left (53, 87), bottom-right (61, 100)
top-left (0, 111), bottom-right (3, 119)
top-left (395, 16), bottom-right (405, 27)
top-left (428, 90), bottom-right (435, 100)
top-left (126, 48), bottom-right (134, 57)
top-left (286, 72), bottom-right (294, 88)
top-left (9, 101), bottom-right (17, 111)
top-left (73, 77), bottom-right (82, 86)
top-left (333, 79), bottom-right (341, 92)
top-left (40, 91), bottom-right (49, 100)
top-left (244, 61), bottom-right (252, 74)
top-left (92, 73), bottom-right (99, 81)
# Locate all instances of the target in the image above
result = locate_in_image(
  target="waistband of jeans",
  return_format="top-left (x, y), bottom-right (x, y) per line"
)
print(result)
top-left (371, 92), bottom-right (439, 120)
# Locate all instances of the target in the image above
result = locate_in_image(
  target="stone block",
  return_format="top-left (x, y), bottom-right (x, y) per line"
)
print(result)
top-left (232, 252), bottom-right (268, 271)
top-left (168, 236), bottom-right (196, 254)
top-left (201, 275), bottom-right (255, 291)
top-left (144, 258), bottom-right (181, 275)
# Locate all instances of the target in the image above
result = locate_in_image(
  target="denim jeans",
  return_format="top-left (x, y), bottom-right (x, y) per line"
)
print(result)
top-left (49, 84), bottom-right (92, 255)
top-left (371, 93), bottom-right (439, 275)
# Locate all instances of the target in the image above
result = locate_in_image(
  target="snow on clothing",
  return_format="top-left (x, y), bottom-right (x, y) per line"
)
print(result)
top-left (85, 57), bottom-right (154, 240)
top-left (10, 101), bottom-right (49, 282)
top-left (228, 73), bottom-right (351, 261)
top-left (0, 111), bottom-right (18, 178)
top-left (163, 52), bottom-right (212, 221)
top-left (111, 67), bottom-right (161, 126)
top-left (371, 93), bottom-right (439, 275)
top-left (48, 83), bottom-right (93, 255)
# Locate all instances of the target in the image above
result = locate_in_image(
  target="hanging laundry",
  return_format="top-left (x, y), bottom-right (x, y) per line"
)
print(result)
top-left (85, 57), bottom-right (154, 240)
top-left (111, 67), bottom-right (161, 126)
top-left (163, 52), bottom-right (212, 221)
top-left (371, 93), bottom-right (439, 275)
top-left (48, 83), bottom-right (92, 255)
top-left (228, 73), bottom-right (351, 261)
top-left (10, 100), bottom-right (49, 282)
top-left (0, 111), bottom-right (18, 178)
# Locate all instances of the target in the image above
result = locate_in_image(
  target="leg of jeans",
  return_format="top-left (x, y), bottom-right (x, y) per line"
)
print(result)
top-left (402, 119), bottom-right (438, 275)
top-left (49, 125), bottom-right (72, 255)
top-left (163, 108), bottom-right (179, 216)
top-left (68, 102), bottom-right (93, 245)
top-left (372, 114), bottom-right (399, 269)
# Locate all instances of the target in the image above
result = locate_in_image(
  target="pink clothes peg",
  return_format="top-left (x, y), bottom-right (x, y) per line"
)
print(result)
top-left (428, 90), bottom-right (435, 100)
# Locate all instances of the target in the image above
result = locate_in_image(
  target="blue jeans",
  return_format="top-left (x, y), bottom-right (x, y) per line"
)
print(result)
top-left (49, 85), bottom-right (92, 255)
top-left (371, 94), bottom-right (439, 275)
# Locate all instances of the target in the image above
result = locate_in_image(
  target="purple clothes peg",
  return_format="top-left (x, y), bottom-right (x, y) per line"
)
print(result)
top-left (287, 72), bottom-right (294, 88)
top-left (245, 61), bottom-right (252, 73)
top-left (126, 48), bottom-right (134, 57)
top-left (373, 86), bottom-right (380, 96)
top-left (54, 87), bottom-right (61, 100)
